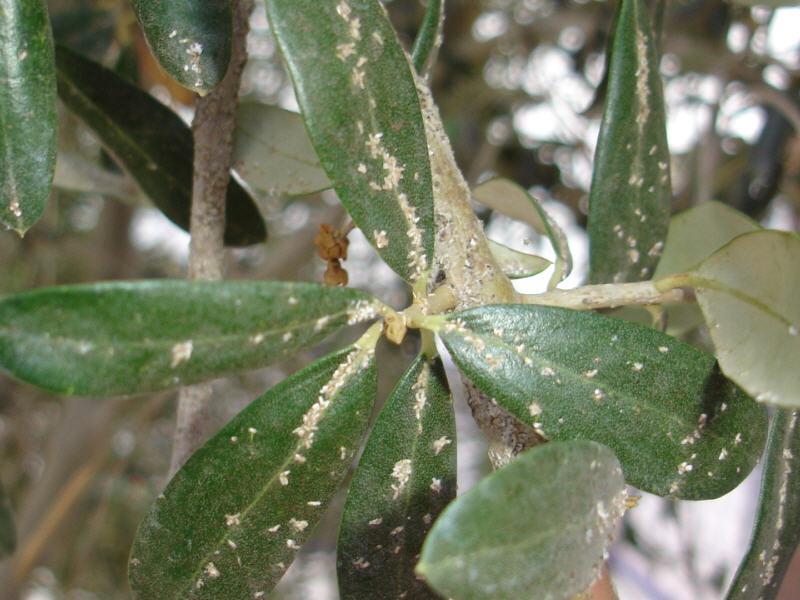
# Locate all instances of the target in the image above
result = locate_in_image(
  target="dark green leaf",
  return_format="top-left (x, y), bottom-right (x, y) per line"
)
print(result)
top-left (130, 0), bottom-right (231, 95)
top-left (55, 45), bottom-right (265, 247)
top-left (434, 305), bottom-right (767, 499)
top-left (411, 0), bottom-right (444, 78)
top-left (0, 481), bottom-right (15, 558)
top-left (129, 343), bottom-right (378, 599)
top-left (691, 231), bottom-right (800, 408)
top-left (588, 0), bottom-right (670, 284)
top-left (232, 102), bottom-right (331, 197)
top-left (726, 409), bottom-right (800, 600)
top-left (338, 354), bottom-right (454, 600)
top-left (266, 0), bottom-right (434, 284)
top-left (473, 177), bottom-right (572, 287)
top-left (417, 441), bottom-right (626, 600)
top-left (0, 280), bottom-right (383, 396)
top-left (0, 0), bottom-right (57, 234)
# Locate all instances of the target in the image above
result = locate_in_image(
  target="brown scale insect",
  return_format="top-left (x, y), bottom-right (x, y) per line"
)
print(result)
top-left (314, 223), bottom-right (351, 286)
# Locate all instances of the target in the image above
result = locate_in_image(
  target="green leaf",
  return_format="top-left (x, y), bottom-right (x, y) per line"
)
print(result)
top-left (55, 45), bottom-right (266, 247)
top-left (488, 240), bottom-right (552, 279)
top-left (728, 0), bottom-right (799, 6)
top-left (587, 0), bottom-right (670, 284)
top-left (473, 177), bottom-right (572, 287)
top-left (726, 409), bottom-right (800, 600)
top-left (0, 0), bottom-right (57, 234)
top-left (654, 201), bottom-right (760, 279)
top-left (411, 0), bottom-right (444, 78)
top-left (129, 344), bottom-right (378, 600)
top-left (0, 280), bottom-right (383, 396)
top-left (232, 102), bottom-right (331, 197)
top-left (0, 481), bottom-right (15, 558)
top-left (655, 201), bottom-right (760, 336)
top-left (338, 354), bottom-right (454, 600)
top-left (416, 440), bottom-right (627, 600)
top-left (434, 305), bottom-right (767, 499)
top-left (691, 230), bottom-right (800, 408)
top-left (265, 0), bottom-right (434, 284)
top-left (130, 0), bottom-right (231, 95)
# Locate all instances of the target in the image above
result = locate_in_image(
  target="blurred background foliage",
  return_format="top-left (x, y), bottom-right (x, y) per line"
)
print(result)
top-left (0, 0), bottom-right (798, 598)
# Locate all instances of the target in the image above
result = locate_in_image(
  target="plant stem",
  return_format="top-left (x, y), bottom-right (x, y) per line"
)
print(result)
top-left (523, 279), bottom-right (693, 310)
top-left (169, 0), bottom-right (253, 479)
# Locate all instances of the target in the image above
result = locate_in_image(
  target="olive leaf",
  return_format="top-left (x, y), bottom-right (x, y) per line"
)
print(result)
top-left (432, 305), bottom-right (767, 499)
top-left (0, 280), bottom-right (383, 396)
top-left (0, 0), bottom-right (57, 234)
top-left (130, 342), bottom-right (378, 599)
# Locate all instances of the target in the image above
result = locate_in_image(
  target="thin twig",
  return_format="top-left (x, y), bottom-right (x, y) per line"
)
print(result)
top-left (169, 0), bottom-right (254, 478)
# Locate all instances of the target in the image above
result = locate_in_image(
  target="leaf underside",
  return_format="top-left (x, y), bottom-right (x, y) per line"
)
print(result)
top-left (0, 0), bottom-right (57, 234)
top-left (338, 354), bottom-right (455, 600)
top-left (437, 305), bottom-right (767, 499)
top-left (129, 346), bottom-right (377, 599)
top-left (54, 45), bottom-right (265, 246)
top-left (417, 441), bottom-right (627, 600)
top-left (131, 0), bottom-right (232, 95)
top-left (266, 0), bottom-right (434, 283)
top-left (0, 280), bottom-right (380, 396)
top-left (588, 0), bottom-right (670, 284)
top-left (694, 230), bottom-right (800, 408)
top-left (232, 102), bottom-right (331, 197)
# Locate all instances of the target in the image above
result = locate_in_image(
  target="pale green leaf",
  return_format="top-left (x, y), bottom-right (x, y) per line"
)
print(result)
top-left (338, 354), bottom-right (454, 600)
top-left (692, 230), bottom-right (800, 407)
top-left (473, 177), bottom-right (572, 285)
top-left (232, 102), bottom-right (331, 197)
top-left (488, 240), bottom-right (552, 279)
top-left (129, 345), bottom-right (377, 599)
top-left (726, 409), bottom-right (800, 600)
top-left (265, 0), bottom-right (434, 284)
top-left (417, 441), bottom-right (626, 600)
top-left (654, 201), bottom-right (760, 278)
top-left (434, 305), bottom-right (767, 499)
top-left (131, 0), bottom-right (231, 95)
top-left (0, 280), bottom-right (382, 396)
top-left (655, 201), bottom-right (760, 336)
top-left (588, 0), bottom-right (670, 284)
top-left (0, 0), bottom-right (57, 234)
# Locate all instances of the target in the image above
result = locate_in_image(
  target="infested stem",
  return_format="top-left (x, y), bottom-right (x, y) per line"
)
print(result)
top-left (169, 0), bottom-right (253, 479)
top-left (523, 279), bottom-right (694, 311)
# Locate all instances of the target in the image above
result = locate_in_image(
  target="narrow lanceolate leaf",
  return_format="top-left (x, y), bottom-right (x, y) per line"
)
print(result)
top-left (434, 305), bottom-right (767, 499)
top-left (473, 177), bottom-right (572, 287)
top-left (0, 482), bottom-right (15, 557)
top-left (232, 103), bottom-right (331, 197)
top-left (129, 343), bottom-right (378, 600)
top-left (0, 0), bottom-right (57, 234)
top-left (417, 441), bottom-right (627, 600)
top-left (55, 45), bottom-right (265, 247)
top-left (488, 240), bottom-right (551, 279)
top-left (691, 231), bottom-right (800, 408)
top-left (654, 201), bottom-right (760, 279)
top-left (588, 0), bottom-right (670, 284)
top-left (0, 280), bottom-right (384, 396)
top-left (411, 0), bottom-right (444, 78)
top-left (726, 409), bottom-right (800, 600)
top-left (131, 0), bottom-right (231, 95)
top-left (266, 0), bottom-right (434, 284)
top-left (338, 355), bottom-right (455, 600)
